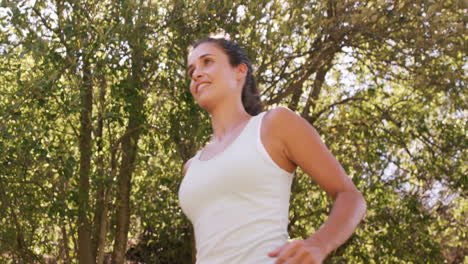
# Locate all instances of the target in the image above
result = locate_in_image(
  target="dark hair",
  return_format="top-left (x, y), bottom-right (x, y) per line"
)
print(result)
top-left (191, 37), bottom-right (263, 116)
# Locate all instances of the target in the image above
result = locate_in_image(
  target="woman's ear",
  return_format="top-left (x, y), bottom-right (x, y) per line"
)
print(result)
top-left (236, 63), bottom-right (248, 80)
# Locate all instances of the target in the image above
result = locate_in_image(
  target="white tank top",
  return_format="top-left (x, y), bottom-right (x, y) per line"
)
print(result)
top-left (178, 112), bottom-right (294, 264)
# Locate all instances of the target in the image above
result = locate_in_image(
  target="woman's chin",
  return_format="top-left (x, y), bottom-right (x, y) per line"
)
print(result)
top-left (196, 96), bottom-right (214, 110)
top-left (198, 98), bottom-right (223, 113)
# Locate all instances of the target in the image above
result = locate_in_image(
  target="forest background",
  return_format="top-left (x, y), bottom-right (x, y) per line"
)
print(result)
top-left (0, 0), bottom-right (466, 263)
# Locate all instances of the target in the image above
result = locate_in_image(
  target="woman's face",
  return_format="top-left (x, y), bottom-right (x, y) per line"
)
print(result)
top-left (187, 42), bottom-right (245, 110)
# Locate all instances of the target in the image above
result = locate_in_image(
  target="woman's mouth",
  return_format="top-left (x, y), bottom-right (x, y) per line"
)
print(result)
top-left (197, 83), bottom-right (210, 93)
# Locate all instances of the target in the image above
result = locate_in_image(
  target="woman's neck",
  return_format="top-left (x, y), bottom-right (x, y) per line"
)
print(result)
top-left (208, 104), bottom-right (252, 143)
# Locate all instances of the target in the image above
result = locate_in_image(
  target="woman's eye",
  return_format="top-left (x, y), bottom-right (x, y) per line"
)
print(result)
top-left (204, 58), bottom-right (212, 64)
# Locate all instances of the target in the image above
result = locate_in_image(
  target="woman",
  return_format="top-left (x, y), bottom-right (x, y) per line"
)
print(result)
top-left (178, 36), bottom-right (366, 264)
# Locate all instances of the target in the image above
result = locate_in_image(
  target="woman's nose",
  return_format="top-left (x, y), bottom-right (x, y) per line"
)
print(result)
top-left (192, 68), bottom-right (204, 80)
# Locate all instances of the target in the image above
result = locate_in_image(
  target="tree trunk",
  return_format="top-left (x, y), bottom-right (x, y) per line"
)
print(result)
top-left (78, 57), bottom-right (94, 264)
top-left (111, 110), bottom-right (144, 264)
top-left (96, 189), bottom-right (109, 264)
top-left (302, 63), bottom-right (332, 118)
top-left (58, 223), bottom-right (71, 263)
top-left (191, 226), bottom-right (197, 264)
top-left (92, 75), bottom-right (109, 264)
top-left (111, 19), bottom-right (147, 263)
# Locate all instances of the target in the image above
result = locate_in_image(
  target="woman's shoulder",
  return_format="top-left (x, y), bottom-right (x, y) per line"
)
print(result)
top-left (262, 106), bottom-right (317, 142)
top-left (263, 107), bottom-right (306, 130)
top-left (264, 106), bottom-right (297, 119)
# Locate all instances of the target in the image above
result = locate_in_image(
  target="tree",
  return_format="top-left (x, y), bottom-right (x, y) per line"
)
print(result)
top-left (0, 0), bottom-right (465, 263)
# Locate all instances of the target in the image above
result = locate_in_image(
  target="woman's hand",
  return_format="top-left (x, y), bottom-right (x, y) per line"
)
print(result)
top-left (268, 239), bottom-right (327, 264)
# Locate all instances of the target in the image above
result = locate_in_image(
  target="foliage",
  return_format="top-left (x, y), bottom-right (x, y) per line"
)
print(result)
top-left (0, 0), bottom-right (466, 263)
